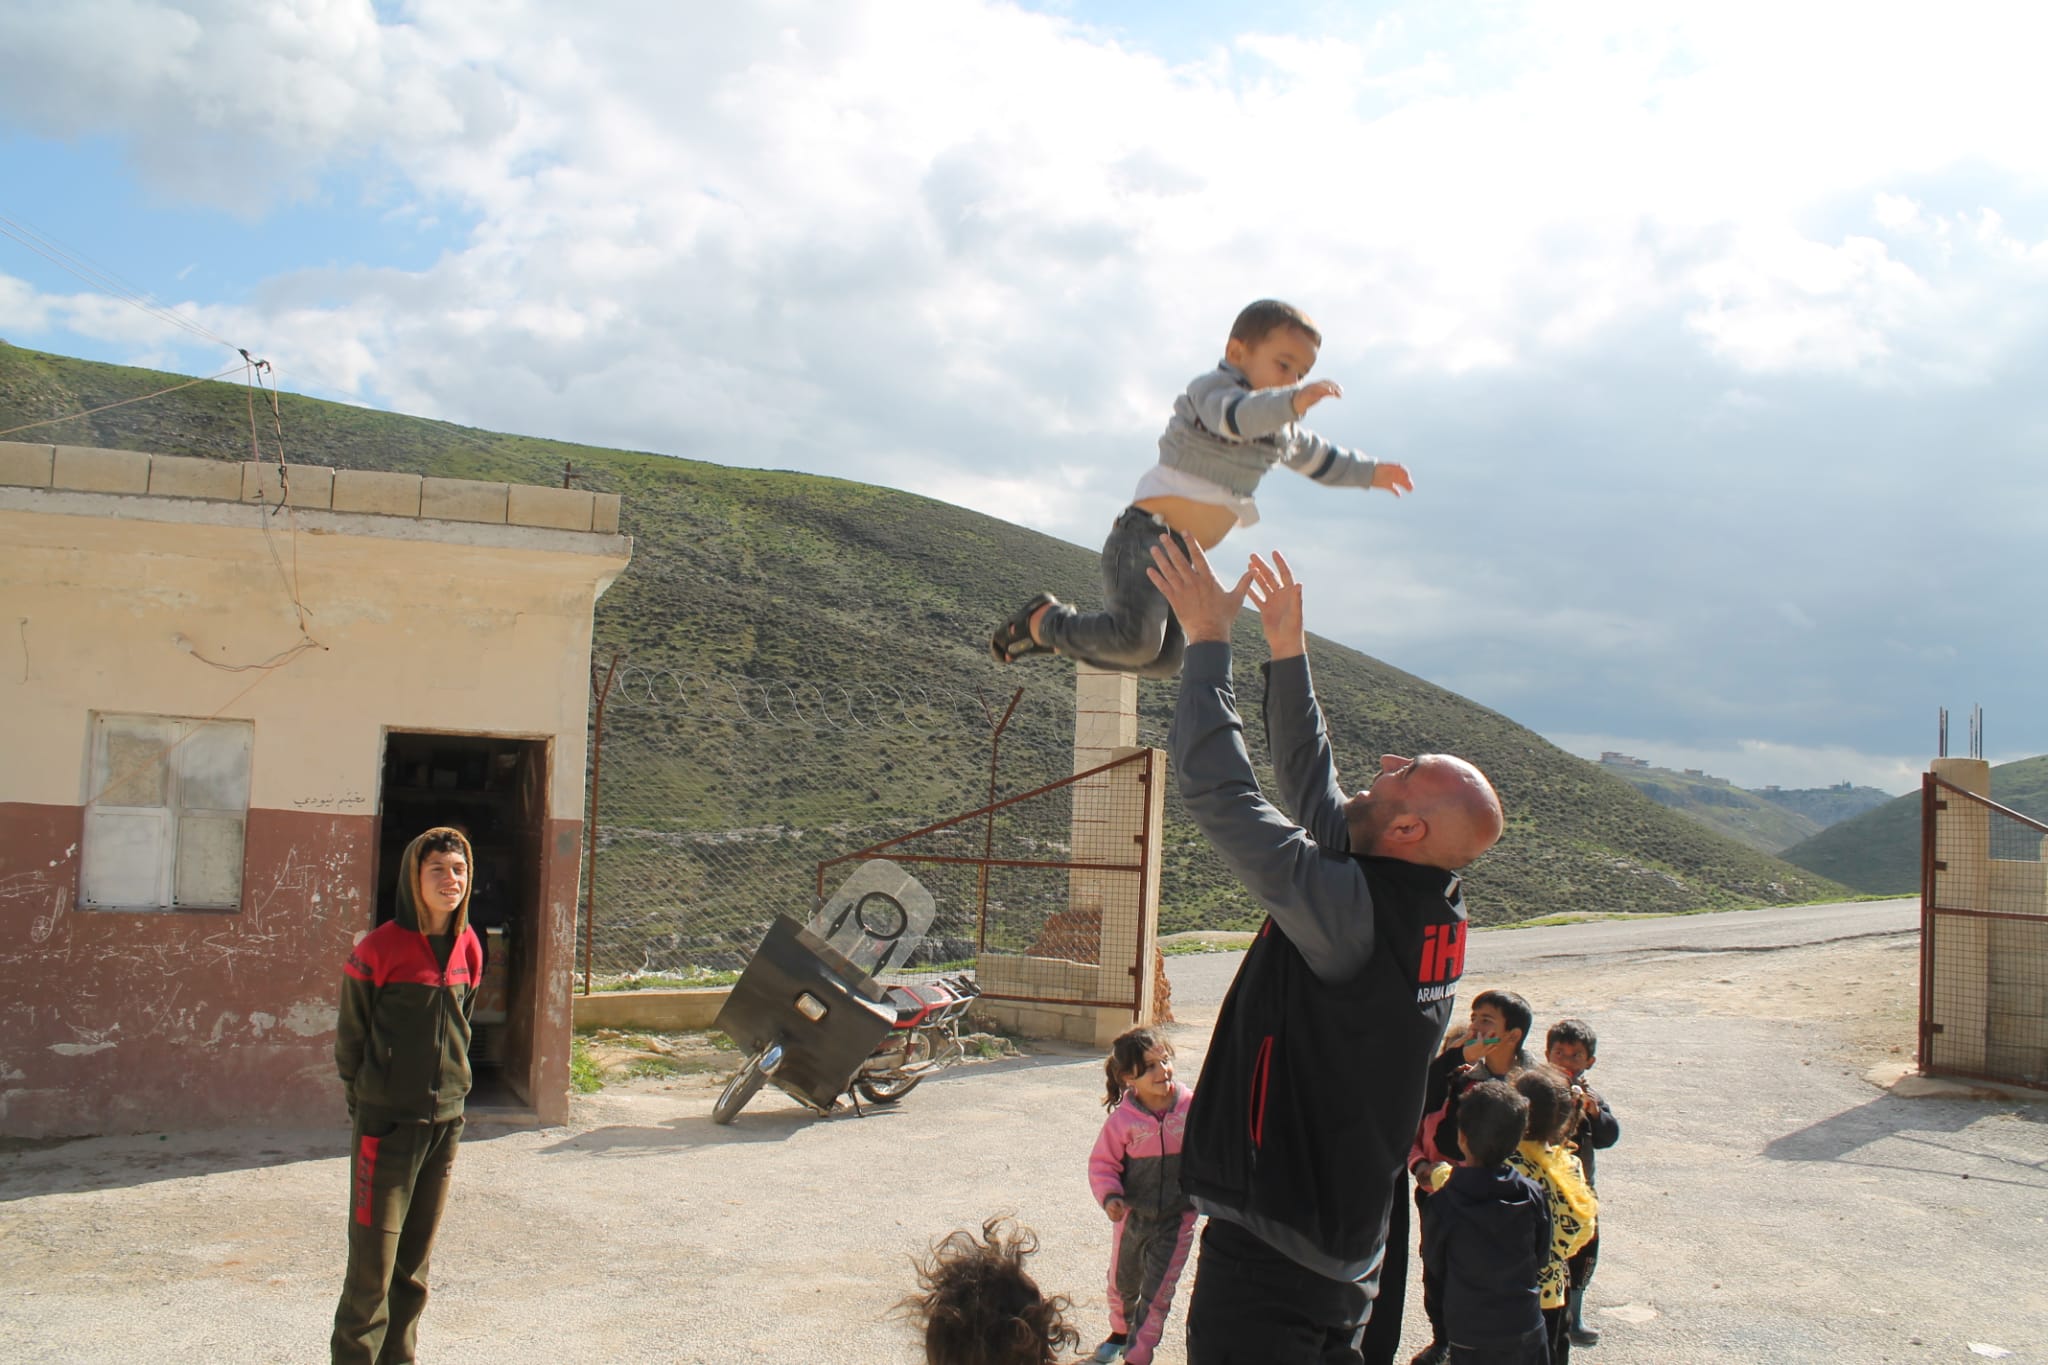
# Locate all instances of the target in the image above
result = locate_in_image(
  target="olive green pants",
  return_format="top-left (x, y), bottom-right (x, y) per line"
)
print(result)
top-left (331, 1115), bottom-right (464, 1365)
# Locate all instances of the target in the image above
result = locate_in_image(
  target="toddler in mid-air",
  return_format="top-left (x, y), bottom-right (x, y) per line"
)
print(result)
top-left (991, 299), bottom-right (1411, 677)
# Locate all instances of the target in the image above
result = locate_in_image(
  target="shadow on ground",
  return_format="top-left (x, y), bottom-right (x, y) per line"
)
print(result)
top-left (1762, 1093), bottom-right (2048, 1191)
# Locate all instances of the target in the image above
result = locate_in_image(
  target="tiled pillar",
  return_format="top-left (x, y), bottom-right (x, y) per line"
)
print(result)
top-left (1072, 666), bottom-right (1162, 1035)
top-left (1073, 664), bottom-right (1138, 772)
top-left (1931, 757), bottom-right (1992, 900)
top-left (1067, 665), bottom-right (1137, 948)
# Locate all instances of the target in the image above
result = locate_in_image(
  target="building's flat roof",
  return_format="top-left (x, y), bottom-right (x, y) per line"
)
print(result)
top-left (0, 441), bottom-right (628, 551)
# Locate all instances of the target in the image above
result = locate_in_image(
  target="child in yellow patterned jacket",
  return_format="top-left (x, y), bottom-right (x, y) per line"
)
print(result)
top-left (1507, 1066), bottom-right (1598, 1364)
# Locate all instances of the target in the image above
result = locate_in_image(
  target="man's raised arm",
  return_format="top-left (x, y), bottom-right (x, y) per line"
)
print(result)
top-left (1248, 552), bottom-right (1350, 853)
top-left (1152, 541), bottom-right (1376, 983)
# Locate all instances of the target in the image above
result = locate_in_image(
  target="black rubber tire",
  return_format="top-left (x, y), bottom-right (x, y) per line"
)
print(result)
top-left (712, 1052), bottom-right (769, 1125)
top-left (854, 1072), bottom-right (923, 1105)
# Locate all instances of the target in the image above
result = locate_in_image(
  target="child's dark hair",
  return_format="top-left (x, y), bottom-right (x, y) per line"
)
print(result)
top-left (1230, 299), bottom-right (1322, 348)
top-left (1103, 1026), bottom-right (1169, 1112)
top-left (1547, 1017), bottom-right (1597, 1056)
top-left (1514, 1065), bottom-right (1575, 1145)
top-left (1473, 988), bottom-right (1533, 1053)
top-left (1458, 1079), bottom-right (1529, 1169)
top-left (900, 1216), bottom-right (1079, 1365)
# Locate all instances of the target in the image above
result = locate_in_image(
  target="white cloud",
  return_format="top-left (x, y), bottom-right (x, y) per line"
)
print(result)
top-left (4, 0), bottom-right (2047, 771)
top-left (0, 273), bottom-right (54, 335)
top-left (6, 2), bottom-right (2042, 405)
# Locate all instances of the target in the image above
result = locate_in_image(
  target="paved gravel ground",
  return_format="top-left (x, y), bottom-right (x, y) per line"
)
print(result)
top-left (3, 898), bottom-right (2044, 1364)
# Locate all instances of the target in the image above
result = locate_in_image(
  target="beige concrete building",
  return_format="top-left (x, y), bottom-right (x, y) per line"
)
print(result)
top-left (0, 442), bottom-right (630, 1136)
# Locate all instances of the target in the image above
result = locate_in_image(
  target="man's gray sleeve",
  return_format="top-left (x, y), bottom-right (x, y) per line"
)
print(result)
top-left (1172, 641), bottom-right (1376, 983)
top-left (1262, 655), bottom-right (1352, 853)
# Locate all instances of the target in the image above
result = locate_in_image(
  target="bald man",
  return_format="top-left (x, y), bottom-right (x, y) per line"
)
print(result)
top-left (1146, 538), bottom-right (1504, 1365)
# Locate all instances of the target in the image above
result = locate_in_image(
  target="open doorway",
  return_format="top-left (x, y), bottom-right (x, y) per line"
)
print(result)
top-left (376, 732), bottom-right (550, 1114)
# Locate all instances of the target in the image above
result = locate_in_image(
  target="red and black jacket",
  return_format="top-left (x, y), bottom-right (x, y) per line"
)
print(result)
top-left (334, 830), bottom-right (483, 1125)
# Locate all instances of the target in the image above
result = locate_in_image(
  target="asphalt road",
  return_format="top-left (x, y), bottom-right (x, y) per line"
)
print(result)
top-left (3, 897), bottom-right (2042, 1364)
top-left (1165, 898), bottom-right (1924, 1023)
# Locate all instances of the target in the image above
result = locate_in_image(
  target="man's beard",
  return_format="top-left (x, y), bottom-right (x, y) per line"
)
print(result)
top-left (1350, 795), bottom-right (1398, 854)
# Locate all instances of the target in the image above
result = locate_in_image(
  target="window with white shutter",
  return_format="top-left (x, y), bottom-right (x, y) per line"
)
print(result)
top-left (82, 714), bottom-right (253, 911)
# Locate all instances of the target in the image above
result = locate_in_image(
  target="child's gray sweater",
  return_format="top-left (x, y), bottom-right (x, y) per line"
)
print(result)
top-left (1157, 361), bottom-right (1380, 497)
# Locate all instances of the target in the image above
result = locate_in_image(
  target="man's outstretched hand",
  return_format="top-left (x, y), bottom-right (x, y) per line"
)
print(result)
top-left (1147, 535), bottom-right (1252, 645)
top-left (1246, 552), bottom-right (1305, 661)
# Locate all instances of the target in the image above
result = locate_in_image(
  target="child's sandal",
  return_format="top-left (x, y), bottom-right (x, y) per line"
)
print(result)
top-left (989, 593), bottom-right (1059, 662)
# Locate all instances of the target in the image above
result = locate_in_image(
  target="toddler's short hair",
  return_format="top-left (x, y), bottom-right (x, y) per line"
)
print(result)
top-left (1458, 1079), bottom-right (1529, 1168)
top-left (1230, 299), bottom-right (1321, 348)
top-left (1547, 1018), bottom-right (1598, 1056)
top-left (901, 1216), bottom-right (1079, 1365)
top-left (1514, 1065), bottom-right (1575, 1146)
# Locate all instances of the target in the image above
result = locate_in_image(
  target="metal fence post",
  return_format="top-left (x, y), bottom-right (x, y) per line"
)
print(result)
top-left (581, 651), bottom-right (622, 996)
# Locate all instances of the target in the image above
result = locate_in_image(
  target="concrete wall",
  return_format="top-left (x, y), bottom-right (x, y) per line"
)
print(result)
top-left (572, 988), bottom-right (729, 1033)
top-left (0, 444), bottom-right (630, 1136)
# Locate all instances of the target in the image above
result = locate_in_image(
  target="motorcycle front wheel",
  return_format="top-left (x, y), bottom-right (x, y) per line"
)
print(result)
top-left (854, 1072), bottom-right (923, 1105)
top-left (713, 1050), bottom-right (770, 1125)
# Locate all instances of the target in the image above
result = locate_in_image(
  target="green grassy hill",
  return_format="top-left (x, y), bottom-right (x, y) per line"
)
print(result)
top-left (1753, 783), bottom-right (1895, 828)
top-left (0, 344), bottom-right (1849, 928)
top-left (1779, 755), bottom-right (2048, 894)
top-left (1603, 764), bottom-right (1821, 852)
top-left (1600, 763), bottom-right (1896, 855)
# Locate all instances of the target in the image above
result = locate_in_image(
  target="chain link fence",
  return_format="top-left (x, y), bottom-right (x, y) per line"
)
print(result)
top-left (1922, 773), bottom-right (2048, 1089)
top-left (576, 661), bottom-right (1106, 992)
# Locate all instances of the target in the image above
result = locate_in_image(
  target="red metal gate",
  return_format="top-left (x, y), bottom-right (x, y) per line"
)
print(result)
top-left (815, 748), bottom-right (1160, 1016)
top-left (1920, 774), bottom-right (2048, 1090)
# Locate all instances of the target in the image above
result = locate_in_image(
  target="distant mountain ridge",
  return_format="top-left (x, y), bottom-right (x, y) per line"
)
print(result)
top-left (1778, 754), bottom-right (2048, 894)
top-left (1594, 755), bottom-right (1895, 854)
top-left (0, 344), bottom-right (1851, 926)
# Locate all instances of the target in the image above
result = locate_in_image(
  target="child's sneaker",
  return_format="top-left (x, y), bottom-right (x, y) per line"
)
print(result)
top-left (1085, 1338), bottom-right (1126, 1363)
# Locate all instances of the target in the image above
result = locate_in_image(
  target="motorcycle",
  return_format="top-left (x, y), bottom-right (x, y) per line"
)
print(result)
top-left (711, 861), bottom-right (982, 1125)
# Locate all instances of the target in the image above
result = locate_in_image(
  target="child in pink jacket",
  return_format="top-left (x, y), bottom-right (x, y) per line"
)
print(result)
top-left (1087, 1027), bottom-right (1197, 1365)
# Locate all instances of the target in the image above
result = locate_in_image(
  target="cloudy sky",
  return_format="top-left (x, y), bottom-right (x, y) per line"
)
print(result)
top-left (3, 0), bottom-right (2043, 793)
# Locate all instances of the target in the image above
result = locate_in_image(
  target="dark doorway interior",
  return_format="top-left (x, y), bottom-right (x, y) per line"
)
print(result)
top-left (377, 732), bottom-right (550, 1113)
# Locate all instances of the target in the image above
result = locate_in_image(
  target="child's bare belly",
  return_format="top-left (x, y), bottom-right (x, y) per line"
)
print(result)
top-left (1131, 496), bottom-right (1238, 550)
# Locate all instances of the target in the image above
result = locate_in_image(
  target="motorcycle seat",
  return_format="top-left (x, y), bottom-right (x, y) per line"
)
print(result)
top-left (883, 982), bottom-right (948, 1027)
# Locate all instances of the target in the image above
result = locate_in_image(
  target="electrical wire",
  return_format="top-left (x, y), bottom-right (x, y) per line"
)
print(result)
top-left (0, 210), bottom-right (242, 352)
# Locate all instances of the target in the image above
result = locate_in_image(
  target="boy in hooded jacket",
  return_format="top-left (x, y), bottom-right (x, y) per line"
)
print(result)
top-left (330, 826), bottom-right (485, 1365)
top-left (1421, 1080), bottom-right (1552, 1365)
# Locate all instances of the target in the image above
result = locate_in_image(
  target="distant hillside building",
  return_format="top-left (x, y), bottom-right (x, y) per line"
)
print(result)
top-left (0, 442), bottom-right (630, 1137)
top-left (1600, 751), bottom-right (1650, 768)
